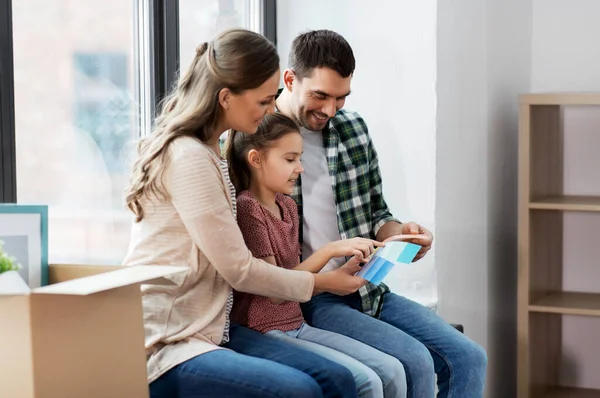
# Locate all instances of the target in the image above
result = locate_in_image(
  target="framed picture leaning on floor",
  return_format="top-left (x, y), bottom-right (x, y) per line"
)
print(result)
top-left (0, 204), bottom-right (48, 287)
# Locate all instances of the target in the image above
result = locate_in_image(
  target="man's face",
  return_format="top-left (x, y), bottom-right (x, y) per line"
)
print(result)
top-left (288, 67), bottom-right (352, 132)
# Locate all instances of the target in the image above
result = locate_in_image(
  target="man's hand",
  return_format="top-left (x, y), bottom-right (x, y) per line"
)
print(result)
top-left (401, 222), bottom-right (433, 262)
top-left (313, 257), bottom-right (367, 296)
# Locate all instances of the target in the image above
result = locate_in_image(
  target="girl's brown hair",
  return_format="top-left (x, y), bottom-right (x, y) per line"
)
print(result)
top-left (225, 113), bottom-right (300, 193)
top-left (124, 29), bottom-right (279, 222)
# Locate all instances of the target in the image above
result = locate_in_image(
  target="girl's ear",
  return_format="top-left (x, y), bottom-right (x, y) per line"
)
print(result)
top-left (247, 149), bottom-right (262, 169)
top-left (219, 88), bottom-right (231, 110)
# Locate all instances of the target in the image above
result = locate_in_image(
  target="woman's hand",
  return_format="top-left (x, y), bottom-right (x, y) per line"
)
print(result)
top-left (325, 238), bottom-right (384, 262)
top-left (313, 257), bottom-right (368, 296)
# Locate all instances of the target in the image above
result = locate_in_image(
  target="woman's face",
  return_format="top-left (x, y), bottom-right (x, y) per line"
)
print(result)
top-left (226, 70), bottom-right (280, 134)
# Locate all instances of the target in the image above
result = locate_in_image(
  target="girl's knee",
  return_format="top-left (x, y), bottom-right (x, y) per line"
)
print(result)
top-left (378, 357), bottom-right (408, 398)
top-left (355, 366), bottom-right (384, 398)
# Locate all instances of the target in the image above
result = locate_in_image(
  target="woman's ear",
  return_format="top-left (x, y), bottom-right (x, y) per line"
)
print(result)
top-left (247, 149), bottom-right (262, 169)
top-left (218, 88), bottom-right (231, 110)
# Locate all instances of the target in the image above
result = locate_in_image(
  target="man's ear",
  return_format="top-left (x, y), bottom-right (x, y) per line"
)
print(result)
top-left (283, 69), bottom-right (296, 92)
top-left (247, 149), bottom-right (261, 169)
top-left (218, 88), bottom-right (231, 110)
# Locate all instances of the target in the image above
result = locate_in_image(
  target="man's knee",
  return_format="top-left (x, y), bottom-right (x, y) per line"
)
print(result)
top-left (461, 338), bottom-right (488, 374)
top-left (403, 343), bottom-right (435, 381)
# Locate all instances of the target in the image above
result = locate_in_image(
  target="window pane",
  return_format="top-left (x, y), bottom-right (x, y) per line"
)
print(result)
top-left (13, 1), bottom-right (138, 265)
top-left (179, 0), bottom-right (255, 71)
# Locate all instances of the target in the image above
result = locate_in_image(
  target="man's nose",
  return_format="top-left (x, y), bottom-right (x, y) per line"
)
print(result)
top-left (322, 99), bottom-right (337, 118)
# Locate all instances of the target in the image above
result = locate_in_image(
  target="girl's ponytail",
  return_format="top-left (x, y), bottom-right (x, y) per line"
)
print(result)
top-left (225, 130), bottom-right (252, 194)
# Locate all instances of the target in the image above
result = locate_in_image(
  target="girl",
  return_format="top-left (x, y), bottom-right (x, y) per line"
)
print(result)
top-left (123, 29), bottom-right (372, 398)
top-left (226, 113), bottom-right (408, 398)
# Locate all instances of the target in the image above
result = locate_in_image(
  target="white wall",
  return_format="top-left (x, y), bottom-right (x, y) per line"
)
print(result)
top-left (436, 1), bottom-right (531, 397)
top-left (277, 0), bottom-right (439, 308)
top-left (531, 0), bottom-right (600, 390)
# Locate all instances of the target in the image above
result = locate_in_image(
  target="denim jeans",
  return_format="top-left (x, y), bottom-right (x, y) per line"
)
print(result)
top-left (226, 324), bottom-right (358, 398)
top-left (150, 349), bottom-right (322, 398)
top-left (267, 322), bottom-right (407, 398)
top-left (301, 292), bottom-right (488, 398)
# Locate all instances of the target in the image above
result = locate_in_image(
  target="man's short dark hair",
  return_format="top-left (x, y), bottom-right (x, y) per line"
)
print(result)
top-left (288, 29), bottom-right (355, 80)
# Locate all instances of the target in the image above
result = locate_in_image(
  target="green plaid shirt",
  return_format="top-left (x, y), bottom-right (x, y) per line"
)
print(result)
top-left (291, 109), bottom-right (401, 317)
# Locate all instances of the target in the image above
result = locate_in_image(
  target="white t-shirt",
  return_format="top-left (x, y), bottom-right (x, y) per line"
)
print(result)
top-left (300, 127), bottom-right (346, 272)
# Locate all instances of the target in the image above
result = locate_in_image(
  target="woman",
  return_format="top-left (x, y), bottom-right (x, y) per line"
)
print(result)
top-left (123, 29), bottom-right (369, 398)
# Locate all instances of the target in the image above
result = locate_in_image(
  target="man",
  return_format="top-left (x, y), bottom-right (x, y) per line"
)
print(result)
top-left (276, 29), bottom-right (487, 398)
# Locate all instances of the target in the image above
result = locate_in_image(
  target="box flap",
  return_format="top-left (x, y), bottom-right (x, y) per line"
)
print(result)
top-left (0, 271), bottom-right (31, 295)
top-left (49, 264), bottom-right (123, 284)
top-left (31, 265), bottom-right (186, 295)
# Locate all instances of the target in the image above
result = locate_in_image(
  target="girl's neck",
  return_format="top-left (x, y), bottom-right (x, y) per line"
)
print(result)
top-left (248, 181), bottom-right (280, 219)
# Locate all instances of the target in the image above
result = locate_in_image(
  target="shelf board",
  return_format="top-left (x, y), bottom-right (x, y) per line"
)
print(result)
top-left (529, 196), bottom-right (600, 212)
top-left (520, 92), bottom-right (600, 106)
top-left (543, 387), bottom-right (600, 398)
top-left (530, 292), bottom-right (600, 317)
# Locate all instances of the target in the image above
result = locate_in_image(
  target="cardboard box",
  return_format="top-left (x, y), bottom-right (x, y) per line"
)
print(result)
top-left (0, 264), bottom-right (185, 398)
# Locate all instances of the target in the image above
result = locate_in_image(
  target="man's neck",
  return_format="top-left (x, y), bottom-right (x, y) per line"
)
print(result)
top-left (275, 90), bottom-right (293, 119)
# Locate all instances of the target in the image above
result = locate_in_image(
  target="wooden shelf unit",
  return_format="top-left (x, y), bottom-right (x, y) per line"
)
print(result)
top-left (518, 93), bottom-right (600, 398)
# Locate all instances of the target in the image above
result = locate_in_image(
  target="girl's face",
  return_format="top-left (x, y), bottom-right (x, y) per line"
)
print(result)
top-left (253, 132), bottom-right (304, 195)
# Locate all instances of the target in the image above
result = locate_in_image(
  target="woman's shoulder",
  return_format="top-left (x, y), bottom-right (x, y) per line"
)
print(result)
top-left (169, 136), bottom-right (217, 162)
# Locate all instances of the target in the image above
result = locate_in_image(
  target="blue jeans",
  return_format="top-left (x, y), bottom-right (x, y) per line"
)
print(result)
top-left (301, 292), bottom-right (487, 398)
top-left (149, 325), bottom-right (357, 398)
top-left (149, 349), bottom-right (321, 398)
top-left (226, 324), bottom-right (358, 398)
top-left (267, 322), bottom-right (407, 398)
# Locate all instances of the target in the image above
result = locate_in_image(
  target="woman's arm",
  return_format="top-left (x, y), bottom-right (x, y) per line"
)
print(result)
top-left (166, 142), bottom-right (314, 302)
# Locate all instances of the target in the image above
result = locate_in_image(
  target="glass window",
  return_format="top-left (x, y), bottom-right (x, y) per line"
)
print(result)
top-left (179, 0), bottom-right (258, 71)
top-left (13, 1), bottom-right (139, 265)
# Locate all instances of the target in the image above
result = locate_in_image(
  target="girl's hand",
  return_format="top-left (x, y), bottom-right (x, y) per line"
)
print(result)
top-left (325, 238), bottom-right (384, 262)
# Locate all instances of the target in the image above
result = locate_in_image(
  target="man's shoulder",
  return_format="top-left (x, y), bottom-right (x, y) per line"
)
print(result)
top-left (329, 109), bottom-right (369, 136)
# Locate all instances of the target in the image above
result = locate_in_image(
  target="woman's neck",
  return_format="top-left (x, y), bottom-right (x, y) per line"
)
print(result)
top-left (205, 119), bottom-right (230, 158)
top-left (248, 181), bottom-right (280, 218)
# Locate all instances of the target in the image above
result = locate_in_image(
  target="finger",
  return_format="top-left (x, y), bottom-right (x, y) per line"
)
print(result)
top-left (343, 263), bottom-right (363, 274)
top-left (403, 221), bottom-right (420, 234)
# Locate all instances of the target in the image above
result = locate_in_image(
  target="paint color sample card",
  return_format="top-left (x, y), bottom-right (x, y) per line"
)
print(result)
top-left (356, 241), bottom-right (421, 285)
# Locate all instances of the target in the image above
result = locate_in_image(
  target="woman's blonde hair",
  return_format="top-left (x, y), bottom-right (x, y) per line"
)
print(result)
top-left (125, 29), bottom-right (279, 222)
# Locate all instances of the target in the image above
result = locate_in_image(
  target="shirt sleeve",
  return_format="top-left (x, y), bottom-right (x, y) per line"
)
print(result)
top-left (236, 195), bottom-right (275, 259)
top-left (165, 140), bottom-right (314, 302)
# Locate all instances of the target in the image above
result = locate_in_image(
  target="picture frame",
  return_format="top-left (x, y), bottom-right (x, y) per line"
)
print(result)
top-left (0, 204), bottom-right (49, 287)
